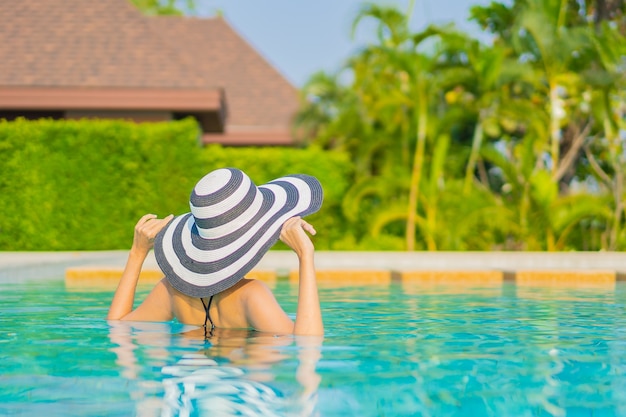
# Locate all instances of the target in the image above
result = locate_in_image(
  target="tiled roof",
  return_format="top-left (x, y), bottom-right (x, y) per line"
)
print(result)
top-left (0, 0), bottom-right (298, 140)
top-left (151, 17), bottom-right (297, 130)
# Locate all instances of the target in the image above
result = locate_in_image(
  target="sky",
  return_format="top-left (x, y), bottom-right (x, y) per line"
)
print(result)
top-left (192, 0), bottom-right (497, 87)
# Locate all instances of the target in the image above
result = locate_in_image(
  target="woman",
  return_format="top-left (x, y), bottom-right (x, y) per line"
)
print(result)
top-left (107, 167), bottom-right (324, 336)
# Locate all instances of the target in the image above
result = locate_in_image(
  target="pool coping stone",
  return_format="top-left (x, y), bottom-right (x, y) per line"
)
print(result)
top-left (3, 250), bottom-right (626, 285)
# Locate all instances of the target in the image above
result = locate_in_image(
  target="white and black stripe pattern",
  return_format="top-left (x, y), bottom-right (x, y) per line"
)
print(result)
top-left (154, 168), bottom-right (323, 297)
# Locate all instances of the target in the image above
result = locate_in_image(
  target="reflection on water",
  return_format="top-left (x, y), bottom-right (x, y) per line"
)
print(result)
top-left (3, 281), bottom-right (626, 416)
top-left (108, 321), bottom-right (321, 417)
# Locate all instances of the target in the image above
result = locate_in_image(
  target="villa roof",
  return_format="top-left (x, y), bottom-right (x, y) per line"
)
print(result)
top-left (0, 0), bottom-right (298, 145)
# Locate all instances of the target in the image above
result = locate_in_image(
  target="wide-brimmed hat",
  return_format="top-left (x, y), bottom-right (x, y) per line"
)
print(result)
top-left (154, 167), bottom-right (323, 298)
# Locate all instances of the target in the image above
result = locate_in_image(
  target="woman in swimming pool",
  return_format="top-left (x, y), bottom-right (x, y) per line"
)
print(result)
top-left (107, 167), bottom-right (324, 336)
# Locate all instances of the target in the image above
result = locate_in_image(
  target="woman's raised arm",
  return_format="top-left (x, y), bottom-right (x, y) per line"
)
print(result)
top-left (279, 217), bottom-right (324, 336)
top-left (107, 214), bottom-right (173, 321)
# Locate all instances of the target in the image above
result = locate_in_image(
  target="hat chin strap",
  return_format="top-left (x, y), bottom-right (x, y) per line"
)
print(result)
top-left (201, 296), bottom-right (215, 340)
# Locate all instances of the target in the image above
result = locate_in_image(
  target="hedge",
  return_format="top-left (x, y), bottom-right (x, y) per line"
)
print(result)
top-left (0, 118), bottom-right (352, 251)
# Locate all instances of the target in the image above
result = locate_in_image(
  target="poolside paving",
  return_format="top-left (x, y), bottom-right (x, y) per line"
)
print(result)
top-left (2, 250), bottom-right (626, 287)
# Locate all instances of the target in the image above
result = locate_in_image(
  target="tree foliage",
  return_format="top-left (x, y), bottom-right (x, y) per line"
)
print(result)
top-left (296, 0), bottom-right (626, 251)
top-left (128, 0), bottom-right (195, 15)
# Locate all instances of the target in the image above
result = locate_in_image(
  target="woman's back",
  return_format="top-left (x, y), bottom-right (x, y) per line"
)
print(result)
top-left (167, 278), bottom-right (255, 328)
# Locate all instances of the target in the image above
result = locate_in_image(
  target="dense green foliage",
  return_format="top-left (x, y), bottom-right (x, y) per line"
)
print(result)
top-left (296, 0), bottom-right (626, 251)
top-left (0, 119), bottom-right (351, 251)
top-left (128, 0), bottom-right (195, 15)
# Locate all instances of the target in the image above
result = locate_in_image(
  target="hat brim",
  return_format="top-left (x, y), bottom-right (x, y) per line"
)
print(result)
top-left (154, 174), bottom-right (323, 298)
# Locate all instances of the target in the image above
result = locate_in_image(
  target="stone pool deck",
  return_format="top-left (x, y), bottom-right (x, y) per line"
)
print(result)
top-left (1, 250), bottom-right (626, 287)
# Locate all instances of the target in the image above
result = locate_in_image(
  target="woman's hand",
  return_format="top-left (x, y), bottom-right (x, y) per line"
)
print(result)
top-left (279, 217), bottom-right (316, 259)
top-left (279, 217), bottom-right (323, 335)
top-left (131, 213), bottom-right (174, 256)
top-left (107, 213), bottom-right (174, 321)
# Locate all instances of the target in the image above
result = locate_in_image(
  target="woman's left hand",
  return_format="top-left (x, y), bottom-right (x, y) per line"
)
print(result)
top-left (279, 216), bottom-right (316, 259)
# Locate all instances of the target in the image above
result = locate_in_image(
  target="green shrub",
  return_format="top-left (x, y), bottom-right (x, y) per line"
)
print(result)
top-left (0, 118), bottom-right (352, 251)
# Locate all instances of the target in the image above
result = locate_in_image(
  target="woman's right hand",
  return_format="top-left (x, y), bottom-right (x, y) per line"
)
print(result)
top-left (108, 213), bottom-right (174, 321)
top-left (132, 213), bottom-right (174, 255)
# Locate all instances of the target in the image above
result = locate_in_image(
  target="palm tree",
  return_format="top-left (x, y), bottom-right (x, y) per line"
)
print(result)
top-left (345, 4), bottom-right (432, 249)
top-left (296, 5), bottom-right (420, 248)
top-left (515, 0), bottom-right (593, 176)
top-left (582, 22), bottom-right (626, 249)
top-left (469, 0), bottom-right (625, 251)
top-left (432, 31), bottom-right (537, 194)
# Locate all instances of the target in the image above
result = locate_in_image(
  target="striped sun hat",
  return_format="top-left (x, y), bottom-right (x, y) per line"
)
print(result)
top-left (153, 167), bottom-right (323, 298)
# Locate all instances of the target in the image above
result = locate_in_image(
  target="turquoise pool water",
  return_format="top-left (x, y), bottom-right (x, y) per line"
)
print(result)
top-left (1, 280), bottom-right (626, 416)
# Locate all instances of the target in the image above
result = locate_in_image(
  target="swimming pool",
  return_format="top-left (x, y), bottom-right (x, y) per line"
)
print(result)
top-left (2, 279), bottom-right (626, 416)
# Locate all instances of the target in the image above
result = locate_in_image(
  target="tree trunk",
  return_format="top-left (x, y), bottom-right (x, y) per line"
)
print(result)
top-left (549, 81), bottom-right (562, 179)
top-left (594, 0), bottom-right (624, 23)
top-left (463, 110), bottom-right (485, 194)
top-left (604, 111), bottom-right (624, 250)
top-left (406, 84), bottom-right (428, 251)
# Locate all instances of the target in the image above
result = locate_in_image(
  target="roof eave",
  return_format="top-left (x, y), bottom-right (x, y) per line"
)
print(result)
top-left (0, 86), bottom-right (224, 112)
top-left (202, 129), bottom-right (294, 146)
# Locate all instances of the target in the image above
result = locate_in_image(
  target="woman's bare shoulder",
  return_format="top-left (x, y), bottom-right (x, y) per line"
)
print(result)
top-left (232, 278), bottom-right (275, 301)
top-left (234, 278), bottom-right (269, 292)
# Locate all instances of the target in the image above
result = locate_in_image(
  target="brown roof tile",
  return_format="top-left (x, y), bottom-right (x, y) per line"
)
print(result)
top-left (0, 0), bottom-right (205, 88)
top-left (0, 0), bottom-right (298, 137)
top-left (151, 17), bottom-right (298, 129)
